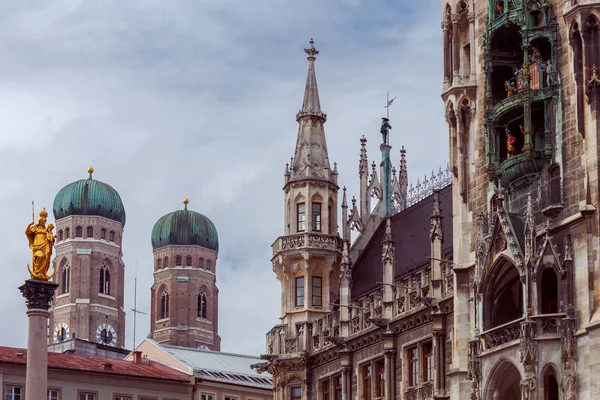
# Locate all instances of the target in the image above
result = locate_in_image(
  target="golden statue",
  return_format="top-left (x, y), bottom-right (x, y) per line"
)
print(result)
top-left (25, 208), bottom-right (56, 280)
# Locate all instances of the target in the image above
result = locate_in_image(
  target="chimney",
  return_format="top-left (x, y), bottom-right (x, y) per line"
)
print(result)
top-left (133, 351), bottom-right (142, 364)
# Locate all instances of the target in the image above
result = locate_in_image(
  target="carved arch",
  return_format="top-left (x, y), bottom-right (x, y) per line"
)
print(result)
top-left (481, 256), bottom-right (524, 330)
top-left (484, 358), bottom-right (522, 400)
top-left (311, 192), bottom-right (323, 202)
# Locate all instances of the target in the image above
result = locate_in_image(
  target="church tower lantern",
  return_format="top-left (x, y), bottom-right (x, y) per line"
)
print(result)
top-left (49, 168), bottom-right (126, 348)
top-left (150, 198), bottom-right (221, 350)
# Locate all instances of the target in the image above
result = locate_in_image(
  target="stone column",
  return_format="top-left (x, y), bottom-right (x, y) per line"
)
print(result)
top-left (433, 330), bottom-right (446, 398)
top-left (452, 14), bottom-right (461, 84)
top-left (19, 279), bottom-right (58, 400)
top-left (339, 351), bottom-right (352, 400)
top-left (442, 21), bottom-right (452, 85)
top-left (383, 332), bottom-right (396, 400)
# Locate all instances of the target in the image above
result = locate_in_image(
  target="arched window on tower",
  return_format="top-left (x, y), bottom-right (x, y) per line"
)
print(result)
top-left (175, 256), bottom-right (182, 266)
top-left (198, 292), bottom-right (207, 319)
top-left (65, 227), bottom-right (70, 239)
top-left (156, 258), bottom-right (162, 270)
top-left (75, 226), bottom-right (82, 238)
top-left (99, 263), bottom-right (110, 295)
top-left (206, 260), bottom-right (211, 271)
top-left (100, 228), bottom-right (106, 240)
top-left (185, 256), bottom-right (192, 267)
top-left (58, 230), bottom-right (63, 242)
top-left (198, 258), bottom-right (204, 268)
top-left (61, 263), bottom-right (70, 295)
top-left (164, 257), bottom-right (169, 268)
top-left (541, 268), bottom-right (559, 314)
top-left (109, 231), bottom-right (115, 242)
top-left (86, 226), bottom-right (93, 238)
top-left (160, 291), bottom-right (169, 319)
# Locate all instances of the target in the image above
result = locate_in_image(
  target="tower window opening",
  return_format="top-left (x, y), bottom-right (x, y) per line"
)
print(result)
top-left (328, 204), bottom-right (333, 234)
top-left (312, 276), bottom-right (322, 307)
top-left (76, 226), bottom-right (82, 238)
top-left (61, 264), bottom-right (70, 294)
top-left (312, 202), bottom-right (322, 232)
top-left (541, 268), bottom-right (559, 314)
top-left (160, 291), bottom-right (169, 319)
top-left (109, 231), bottom-right (115, 242)
top-left (65, 228), bottom-right (70, 239)
top-left (206, 260), bottom-right (211, 271)
top-left (175, 256), bottom-right (182, 266)
top-left (297, 203), bottom-right (306, 232)
top-left (185, 256), bottom-right (192, 267)
top-left (58, 230), bottom-right (63, 241)
top-left (86, 226), bottom-right (93, 238)
top-left (198, 258), bottom-right (204, 268)
top-left (198, 292), bottom-right (207, 319)
top-left (99, 264), bottom-right (110, 295)
top-left (100, 228), bottom-right (106, 239)
top-left (164, 257), bottom-right (169, 268)
top-left (156, 258), bottom-right (162, 270)
top-left (295, 277), bottom-right (305, 307)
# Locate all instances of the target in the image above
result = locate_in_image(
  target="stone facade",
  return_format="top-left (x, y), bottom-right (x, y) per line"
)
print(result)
top-left (49, 214), bottom-right (126, 349)
top-left (443, 0), bottom-right (600, 399)
top-left (150, 244), bottom-right (221, 350)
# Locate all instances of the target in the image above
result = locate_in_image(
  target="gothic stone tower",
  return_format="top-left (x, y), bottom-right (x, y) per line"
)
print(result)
top-left (443, 0), bottom-right (600, 399)
top-left (49, 168), bottom-right (126, 348)
top-left (150, 199), bottom-right (221, 350)
top-left (266, 38), bottom-right (342, 392)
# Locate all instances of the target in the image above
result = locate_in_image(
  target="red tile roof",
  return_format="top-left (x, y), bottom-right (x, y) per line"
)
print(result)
top-left (0, 346), bottom-right (190, 382)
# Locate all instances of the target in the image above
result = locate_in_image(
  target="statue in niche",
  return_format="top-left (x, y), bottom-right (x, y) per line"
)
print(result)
top-left (496, 0), bottom-right (504, 15)
top-left (505, 126), bottom-right (517, 157)
top-left (545, 60), bottom-right (554, 87)
top-left (529, 46), bottom-right (542, 90)
top-left (505, 79), bottom-right (516, 97)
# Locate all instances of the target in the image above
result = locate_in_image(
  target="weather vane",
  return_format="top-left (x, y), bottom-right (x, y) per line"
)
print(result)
top-left (384, 92), bottom-right (396, 119)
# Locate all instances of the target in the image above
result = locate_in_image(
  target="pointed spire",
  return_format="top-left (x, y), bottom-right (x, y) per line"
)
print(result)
top-left (296, 39), bottom-right (326, 122)
top-left (359, 136), bottom-right (368, 177)
top-left (289, 39), bottom-right (334, 184)
top-left (430, 190), bottom-right (444, 241)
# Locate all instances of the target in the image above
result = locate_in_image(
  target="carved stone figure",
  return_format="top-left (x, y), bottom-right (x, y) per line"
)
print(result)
top-left (25, 209), bottom-right (56, 281)
top-left (506, 127), bottom-right (516, 157)
top-left (380, 117), bottom-right (392, 145)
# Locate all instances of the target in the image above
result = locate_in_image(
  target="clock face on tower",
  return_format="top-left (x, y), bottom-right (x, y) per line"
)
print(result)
top-left (54, 323), bottom-right (69, 343)
top-left (96, 324), bottom-right (117, 347)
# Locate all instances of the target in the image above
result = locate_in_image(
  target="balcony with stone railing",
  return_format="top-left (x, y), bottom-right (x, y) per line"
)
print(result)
top-left (272, 233), bottom-right (343, 258)
top-left (480, 318), bottom-right (524, 351)
top-left (531, 313), bottom-right (565, 337)
top-left (404, 382), bottom-right (433, 400)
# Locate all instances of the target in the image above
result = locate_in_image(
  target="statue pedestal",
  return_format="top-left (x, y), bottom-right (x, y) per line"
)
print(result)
top-left (19, 279), bottom-right (58, 400)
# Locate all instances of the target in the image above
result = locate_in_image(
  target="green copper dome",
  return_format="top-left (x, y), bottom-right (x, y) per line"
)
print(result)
top-left (53, 168), bottom-right (126, 226)
top-left (151, 199), bottom-right (219, 251)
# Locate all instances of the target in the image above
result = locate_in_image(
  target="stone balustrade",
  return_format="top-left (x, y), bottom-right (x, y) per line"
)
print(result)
top-left (480, 318), bottom-right (524, 350)
top-left (272, 233), bottom-right (342, 257)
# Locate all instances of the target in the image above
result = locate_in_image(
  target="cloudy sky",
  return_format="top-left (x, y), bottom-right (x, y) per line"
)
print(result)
top-left (0, 0), bottom-right (447, 356)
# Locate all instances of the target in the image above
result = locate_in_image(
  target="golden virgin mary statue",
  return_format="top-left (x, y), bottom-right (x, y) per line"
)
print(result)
top-left (25, 208), bottom-right (56, 280)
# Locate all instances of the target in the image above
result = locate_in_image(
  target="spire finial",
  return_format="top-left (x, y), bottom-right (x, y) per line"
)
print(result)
top-left (304, 38), bottom-right (319, 60)
top-left (88, 167), bottom-right (94, 179)
top-left (183, 198), bottom-right (189, 210)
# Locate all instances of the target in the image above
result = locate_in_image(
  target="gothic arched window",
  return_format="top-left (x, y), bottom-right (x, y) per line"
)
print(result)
top-left (109, 231), bottom-right (115, 242)
top-left (160, 291), bottom-right (169, 319)
top-left (164, 257), bottom-right (169, 268)
top-left (61, 263), bottom-right (70, 295)
top-left (76, 226), bottom-right (83, 238)
top-left (86, 226), bottom-right (93, 238)
top-left (156, 258), bottom-right (162, 270)
top-left (100, 228), bottom-right (106, 240)
top-left (175, 256), bottom-right (182, 266)
top-left (198, 258), bottom-right (204, 268)
top-left (65, 227), bottom-right (70, 239)
top-left (99, 264), bottom-right (110, 295)
top-left (206, 260), bottom-right (211, 271)
top-left (185, 256), bottom-right (192, 267)
top-left (198, 292), bottom-right (207, 319)
top-left (541, 268), bottom-right (559, 314)
top-left (58, 230), bottom-right (63, 242)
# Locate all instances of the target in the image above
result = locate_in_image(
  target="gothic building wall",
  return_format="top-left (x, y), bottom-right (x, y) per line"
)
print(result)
top-left (444, 0), bottom-right (600, 399)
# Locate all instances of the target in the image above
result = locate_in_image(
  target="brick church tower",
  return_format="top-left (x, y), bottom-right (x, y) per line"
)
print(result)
top-left (49, 168), bottom-right (127, 348)
top-left (150, 199), bottom-right (221, 350)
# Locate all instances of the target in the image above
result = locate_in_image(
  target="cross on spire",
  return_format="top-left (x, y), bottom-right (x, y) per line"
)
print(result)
top-left (304, 38), bottom-right (319, 60)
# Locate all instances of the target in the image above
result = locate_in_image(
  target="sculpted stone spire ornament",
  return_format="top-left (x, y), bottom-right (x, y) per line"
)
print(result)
top-left (26, 208), bottom-right (56, 281)
top-left (430, 190), bottom-right (444, 241)
top-left (381, 218), bottom-right (395, 265)
top-left (523, 194), bottom-right (536, 266)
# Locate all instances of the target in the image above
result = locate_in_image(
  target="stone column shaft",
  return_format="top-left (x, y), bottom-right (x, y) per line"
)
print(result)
top-left (442, 23), bottom-right (451, 84)
top-left (452, 17), bottom-right (460, 78)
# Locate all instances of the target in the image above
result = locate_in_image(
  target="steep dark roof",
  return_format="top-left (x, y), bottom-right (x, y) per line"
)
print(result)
top-left (351, 185), bottom-right (453, 299)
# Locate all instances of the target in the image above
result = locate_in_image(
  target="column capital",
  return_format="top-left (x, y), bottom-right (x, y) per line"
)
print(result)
top-left (19, 279), bottom-right (58, 311)
top-left (441, 20), bottom-right (452, 31)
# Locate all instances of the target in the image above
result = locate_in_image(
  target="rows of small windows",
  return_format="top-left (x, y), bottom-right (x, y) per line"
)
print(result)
top-left (294, 276), bottom-right (322, 307)
top-left (200, 394), bottom-right (242, 400)
top-left (5, 386), bottom-right (158, 400)
top-left (56, 226), bottom-right (115, 242)
top-left (156, 256), bottom-right (212, 270)
top-left (159, 291), bottom-right (208, 320)
top-left (59, 262), bottom-right (111, 296)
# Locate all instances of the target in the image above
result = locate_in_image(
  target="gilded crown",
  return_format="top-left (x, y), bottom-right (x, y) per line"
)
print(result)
top-left (39, 209), bottom-right (48, 218)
